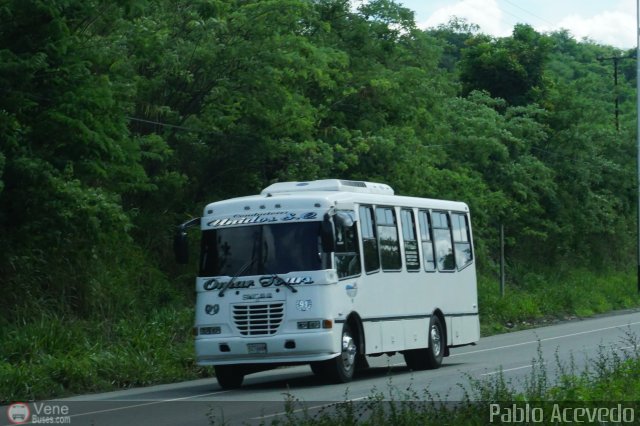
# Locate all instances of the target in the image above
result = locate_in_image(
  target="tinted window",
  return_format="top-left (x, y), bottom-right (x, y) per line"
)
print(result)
top-left (359, 206), bottom-right (380, 273)
top-left (200, 222), bottom-right (322, 276)
top-left (376, 207), bottom-right (401, 270)
top-left (452, 213), bottom-right (473, 268)
top-left (400, 209), bottom-right (420, 271)
top-left (432, 211), bottom-right (455, 271)
top-left (335, 212), bottom-right (362, 279)
top-left (418, 210), bottom-right (436, 271)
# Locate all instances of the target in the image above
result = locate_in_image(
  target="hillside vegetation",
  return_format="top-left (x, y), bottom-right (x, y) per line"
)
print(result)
top-left (1, 0), bottom-right (639, 400)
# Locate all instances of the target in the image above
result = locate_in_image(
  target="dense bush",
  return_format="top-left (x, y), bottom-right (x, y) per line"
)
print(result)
top-left (1, 0), bottom-right (638, 401)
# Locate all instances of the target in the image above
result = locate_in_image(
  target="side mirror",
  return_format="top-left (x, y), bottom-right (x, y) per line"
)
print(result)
top-left (174, 217), bottom-right (200, 264)
top-left (174, 230), bottom-right (189, 264)
top-left (321, 213), bottom-right (336, 253)
top-left (335, 211), bottom-right (355, 228)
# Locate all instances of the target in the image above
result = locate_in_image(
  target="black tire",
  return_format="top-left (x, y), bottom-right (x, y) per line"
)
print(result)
top-left (215, 365), bottom-right (244, 389)
top-left (403, 347), bottom-right (428, 370)
top-left (425, 315), bottom-right (444, 369)
top-left (309, 361), bottom-right (324, 377)
top-left (403, 315), bottom-right (445, 370)
top-left (312, 323), bottom-right (358, 383)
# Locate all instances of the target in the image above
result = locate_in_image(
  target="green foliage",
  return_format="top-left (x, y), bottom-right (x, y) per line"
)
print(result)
top-left (478, 269), bottom-right (640, 336)
top-left (1, 0), bottom-right (640, 402)
top-left (3, 0), bottom-right (636, 306)
top-left (460, 24), bottom-right (553, 105)
top-left (0, 307), bottom-right (205, 401)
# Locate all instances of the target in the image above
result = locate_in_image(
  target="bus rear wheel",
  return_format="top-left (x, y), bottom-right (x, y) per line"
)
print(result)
top-left (425, 315), bottom-right (444, 368)
top-left (403, 315), bottom-right (444, 370)
top-left (310, 323), bottom-right (357, 383)
top-left (215, 365), bottom-right (244, 389)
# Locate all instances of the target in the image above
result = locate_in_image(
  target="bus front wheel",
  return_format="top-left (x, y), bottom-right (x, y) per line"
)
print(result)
top-left (215, 365), bottom-right (244, 389)
top-left (310, 323), bottom-right (357, 383)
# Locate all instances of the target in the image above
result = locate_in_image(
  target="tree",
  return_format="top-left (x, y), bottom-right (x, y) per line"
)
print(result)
top-left (460, 24), bottom-right (552, 105)
top-left (0, 0), bottom-right (150, 316)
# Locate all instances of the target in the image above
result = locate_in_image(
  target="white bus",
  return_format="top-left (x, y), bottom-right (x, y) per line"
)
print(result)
top-left (174, 179), bottom-right (479, 389)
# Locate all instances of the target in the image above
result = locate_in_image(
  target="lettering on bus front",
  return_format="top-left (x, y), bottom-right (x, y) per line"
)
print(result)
top-left (259, 276), bottom-right (314, 287)
top-left (207, 212), bottom-right (317, 227)
top-left (202, 276), bottom-right (314, 291)
top-left (204, 278), bottom-right (255, 291)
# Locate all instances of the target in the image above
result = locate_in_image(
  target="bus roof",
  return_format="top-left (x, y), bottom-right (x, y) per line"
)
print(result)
top-left (261, 179), bottom-right (394, 196)
top-left (203, 179), bottom-right (469, 216)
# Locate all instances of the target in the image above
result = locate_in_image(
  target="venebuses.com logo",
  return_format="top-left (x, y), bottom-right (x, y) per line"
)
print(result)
top-left (6, 402), bottom-right (71, 424)
top-left (7, 403), bottom-right (30, 424)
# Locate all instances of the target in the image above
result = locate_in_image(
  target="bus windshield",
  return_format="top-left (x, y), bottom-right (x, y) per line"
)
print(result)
top-left (200, 222), bottom-right (323, 277)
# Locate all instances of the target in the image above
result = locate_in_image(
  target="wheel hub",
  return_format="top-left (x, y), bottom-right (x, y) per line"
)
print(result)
top-left (430, 325), bottom-right (441, 356)
top-left (341, 333), bottom-right (356, 369)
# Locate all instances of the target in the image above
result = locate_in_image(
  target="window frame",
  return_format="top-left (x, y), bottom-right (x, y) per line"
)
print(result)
top-left (375, 206), bottom-right (402, 272)
top-left (451, 212), bottom-right (473, 270)
top-left (334, 210), bottom-right (362, 280)
top-left (358, 205), bottom-right (381, 274)
top-left (431, 210), bottom-right (456, 272)
top-left (400, 208), bottom-right (421, 272)
top-left (417, 209), bottom-right (437, 272)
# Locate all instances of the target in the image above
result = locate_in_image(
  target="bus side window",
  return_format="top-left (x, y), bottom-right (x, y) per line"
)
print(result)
top-left (335, 212), bottom-right (362, 279)
top-left (452, 213), bottom-right (473, 269)
top-left (418, 210), bottom-right (436, 271)
top-left (359, 205), bottom-right (380, 273)
top-left (400, 209), bottom-right (420, 271)
top-left (432, 211), bottom-right (455, 271)
top-left (375, 207), bottom-right (402, 271)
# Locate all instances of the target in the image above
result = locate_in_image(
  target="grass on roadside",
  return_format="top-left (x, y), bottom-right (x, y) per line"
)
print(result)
top-left (0, 307), bottom-right (210, 401)
top-left (478, 268), bottom-right (640, 336)
top-left (2, 268), bottom-right (639, 402)
top-left (229, 331), bottom-right (640, 425)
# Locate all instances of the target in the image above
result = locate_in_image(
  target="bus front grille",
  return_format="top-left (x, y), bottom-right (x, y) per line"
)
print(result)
top-left (233, 303), bottom-right (284, 336)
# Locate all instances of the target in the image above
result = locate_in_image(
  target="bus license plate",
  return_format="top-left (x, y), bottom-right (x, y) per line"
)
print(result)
top-left (247, 343), bottom-right (267, 354)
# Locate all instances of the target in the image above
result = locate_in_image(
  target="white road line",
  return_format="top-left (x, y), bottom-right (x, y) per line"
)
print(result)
top-left (252, 396), bottom-right (369, 420)
top-left (451, 320), bottom-right (640, 357)
top-left (480, 364), bottom-right (534, 376)
top-left (19, 318), bottom-right (639, 423)
top-left (616, 345), bottom-right (637, 351)
top-left (66, 390), bottom-right (232, 419)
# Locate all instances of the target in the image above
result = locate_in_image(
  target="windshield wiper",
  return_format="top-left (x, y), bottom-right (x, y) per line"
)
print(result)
top-left (218, 257), bottom-right (257, 297)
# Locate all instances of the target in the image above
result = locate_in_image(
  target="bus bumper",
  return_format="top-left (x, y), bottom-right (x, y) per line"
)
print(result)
top-left (195, 331), bottom-right (339, 366)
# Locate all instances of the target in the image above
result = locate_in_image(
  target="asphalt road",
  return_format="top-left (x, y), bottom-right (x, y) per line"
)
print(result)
top-left (8, 309), bottom-right (640, 426)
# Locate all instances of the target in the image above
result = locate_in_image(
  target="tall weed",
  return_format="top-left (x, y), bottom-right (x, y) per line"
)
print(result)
top-left (479, 269), bottom-right (639, 335)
